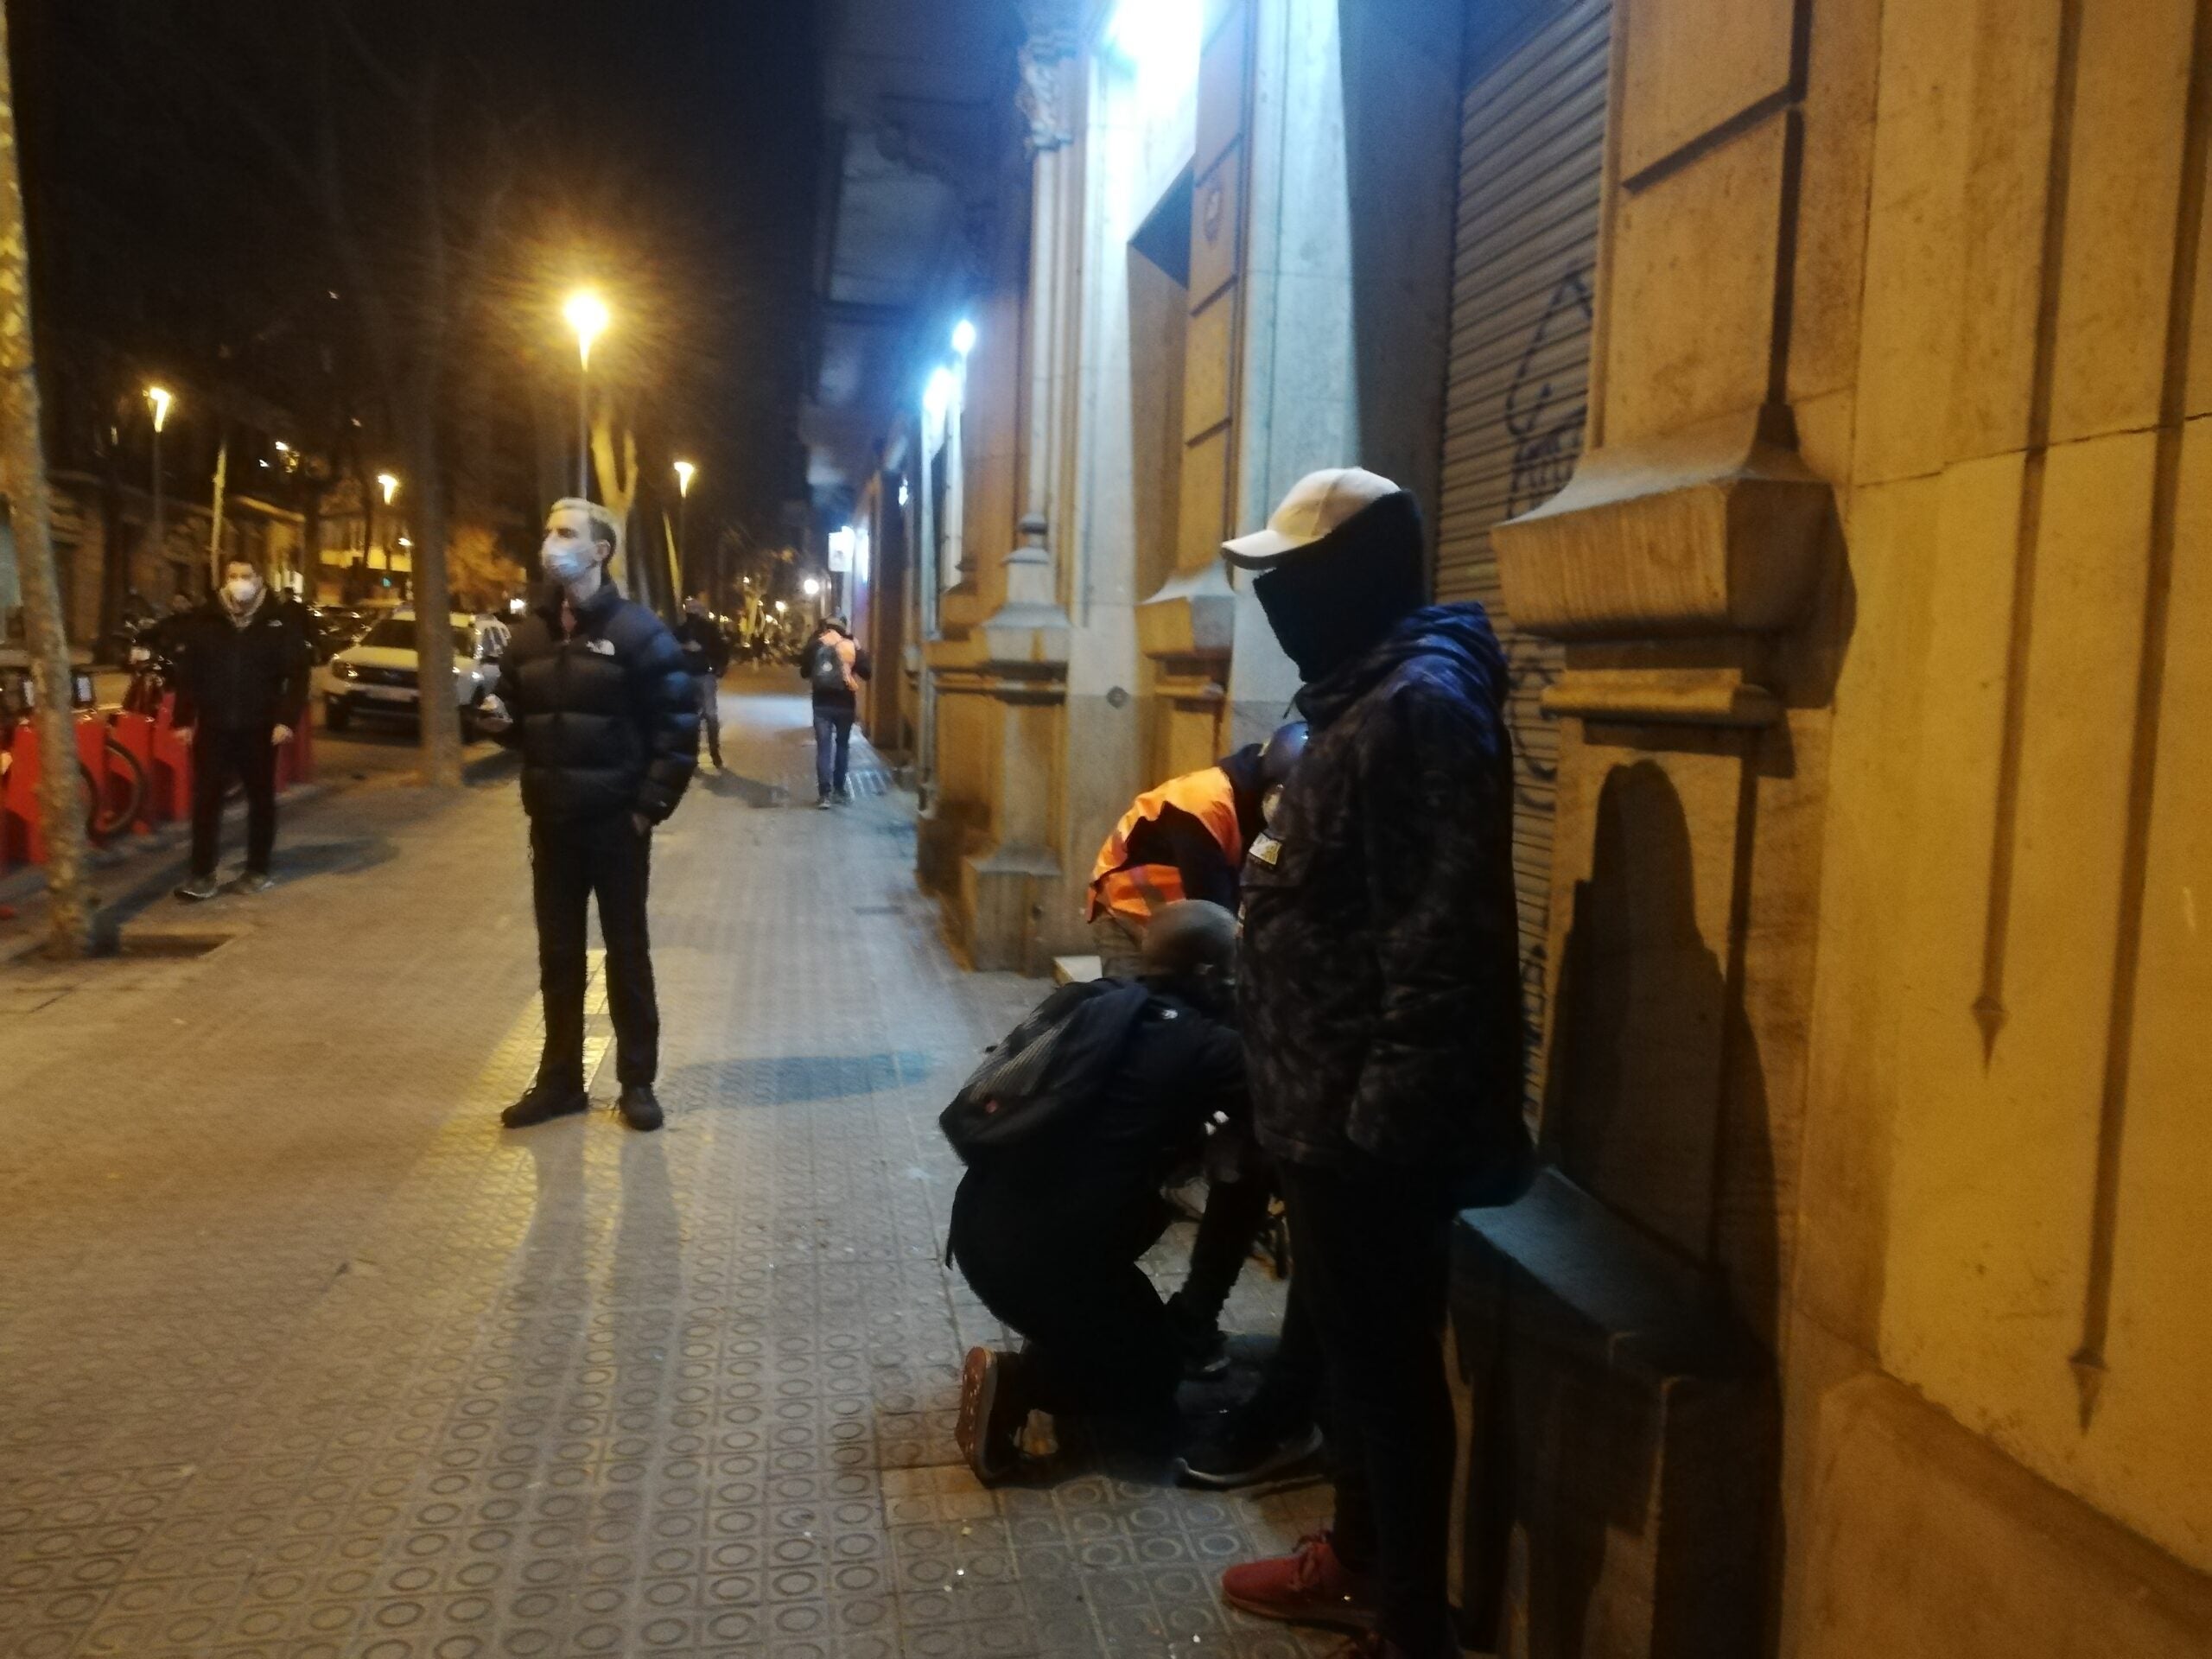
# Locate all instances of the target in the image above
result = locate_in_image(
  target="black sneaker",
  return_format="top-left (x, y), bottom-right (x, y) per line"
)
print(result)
top-left (834, 785), bottom-right (852, 804)
top-left (226, 871), bottom-right (275, 895)
top-left (1165, 1294), bottom-right (1231, 1381)
top-left (173, 874), bottom-right (220, 902)
top-left (617, 1084), bottom-right (664, 1132)
top-left (1174, 1407), bottom-right (1323, 1489)
top-left (500, 1080), bottom-right (588, 1129)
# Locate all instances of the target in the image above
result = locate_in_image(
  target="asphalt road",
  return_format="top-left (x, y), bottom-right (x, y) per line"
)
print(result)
top-left (309, 696), bottom-right (500, 785)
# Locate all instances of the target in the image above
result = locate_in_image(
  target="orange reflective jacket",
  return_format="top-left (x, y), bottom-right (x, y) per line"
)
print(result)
top-left (1087, 766), bottom-right (1244, 926)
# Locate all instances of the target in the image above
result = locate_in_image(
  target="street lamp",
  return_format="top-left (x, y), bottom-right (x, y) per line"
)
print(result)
top-left (672, 460), bottom-right (697, 601)
top-left (376, 472), bottom-right (399, 505)
top-left (145, 385), bottom-right (173, 585)
top-left (951, 318), bottom-right (976, 356)
top-left (802, 576), bottom-right (822, 598)
top-left (564, 290), bottom-right (609, 498)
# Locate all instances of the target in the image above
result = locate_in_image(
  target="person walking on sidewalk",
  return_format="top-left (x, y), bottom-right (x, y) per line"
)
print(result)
top-left (170, 557), bottom-right (309, 901)
top-left (673, 594), bottom-right (729, 769)
top-left (475, 499), bottom-right (698, 1134)
top-left (798, 617), bottom-right (869, 807)
top-left (1214, 468), bottom-right (1530, 1659)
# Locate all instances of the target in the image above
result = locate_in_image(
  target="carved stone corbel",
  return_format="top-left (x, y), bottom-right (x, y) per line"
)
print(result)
top-left (1492, 404), bottom-right (1832, 728)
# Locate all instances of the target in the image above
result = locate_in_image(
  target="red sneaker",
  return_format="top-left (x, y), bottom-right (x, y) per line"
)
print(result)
top-left (954, 1346), bottom-right (1028, 1484)
top-left (1220, 1531), bottom-right (1376, 1631)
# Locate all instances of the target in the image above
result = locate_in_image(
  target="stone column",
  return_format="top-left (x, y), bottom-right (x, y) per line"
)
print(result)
top-left (958, 3), bottom-right (1079, 973)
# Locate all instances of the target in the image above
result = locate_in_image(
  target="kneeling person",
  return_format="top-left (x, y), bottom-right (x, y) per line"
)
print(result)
top-left (950, 902), bottom-right (1245, 1484)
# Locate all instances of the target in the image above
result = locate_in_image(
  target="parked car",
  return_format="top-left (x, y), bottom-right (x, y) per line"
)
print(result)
top-left (319, 612), bottom-right (511, 737)
top-left (309, 606), bottom-right (372, 664)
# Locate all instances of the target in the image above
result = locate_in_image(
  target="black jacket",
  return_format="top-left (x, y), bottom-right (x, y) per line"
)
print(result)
top-left (1237, 603), bottom-right (1525, 1180)
top-left (965, 982), bottom-right (1246, 1222)
top-left (674, 614), bottom-right (730, 677)
top-left (171, 598), bottom-right (309, 732)
top-left (492, 581), bottom-right (698, 823)
top-left (798, 631), bottom-right (871, 715)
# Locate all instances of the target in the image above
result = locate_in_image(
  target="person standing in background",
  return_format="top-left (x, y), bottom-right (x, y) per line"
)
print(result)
top-left (674, 594), bottom-right (731, 769)
top-left (169, 557), bottom-right (309, 900)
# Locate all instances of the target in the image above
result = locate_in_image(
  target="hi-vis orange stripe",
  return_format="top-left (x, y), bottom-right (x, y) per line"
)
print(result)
top-left (1085, 767), bottom-right (1242, 926)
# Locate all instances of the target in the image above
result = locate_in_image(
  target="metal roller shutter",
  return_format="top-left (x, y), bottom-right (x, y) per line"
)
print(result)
top-left (1434, 0), bottom-right (1611, 1108)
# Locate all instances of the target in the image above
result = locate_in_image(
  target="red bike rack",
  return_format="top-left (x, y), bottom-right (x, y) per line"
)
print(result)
top-left (106, 709), bottom-right (158, 834)
top-left (149, 695), bottom-right (194, 823)
top-left (0, 721), bottom-right (110, 868)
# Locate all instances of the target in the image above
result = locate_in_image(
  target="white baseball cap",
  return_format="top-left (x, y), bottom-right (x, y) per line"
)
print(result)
top-left (1222, 467), bottom-right (1402, 569)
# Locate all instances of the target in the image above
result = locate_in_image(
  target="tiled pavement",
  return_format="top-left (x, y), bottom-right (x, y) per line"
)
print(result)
top-left (0, 673), bottom-right (1336, 1659)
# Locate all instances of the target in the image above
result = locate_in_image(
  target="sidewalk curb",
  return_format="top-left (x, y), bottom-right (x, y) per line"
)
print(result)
top-left (0, 782), bottom-right (333, 912)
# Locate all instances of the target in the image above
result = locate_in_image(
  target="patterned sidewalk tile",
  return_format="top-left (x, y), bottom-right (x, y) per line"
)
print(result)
top-left (0, 678), bottom-right (1339, 1659)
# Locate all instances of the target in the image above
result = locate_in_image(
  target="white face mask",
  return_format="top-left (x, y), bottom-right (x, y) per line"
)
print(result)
top-left (542, 542), bottom-right (596, 587)
top-left (226, 576), bottom-right (260, 607)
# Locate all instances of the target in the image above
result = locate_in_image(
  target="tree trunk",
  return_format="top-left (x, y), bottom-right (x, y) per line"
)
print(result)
top-left (405, 410), bottom-right (461, 787)
top-left (0, 8), bottom-right (92, 957)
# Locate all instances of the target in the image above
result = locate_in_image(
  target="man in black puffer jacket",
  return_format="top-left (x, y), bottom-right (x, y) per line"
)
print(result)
top-left (1213, 468), bottom-right (1527, 1659)
top-left (478, 498), bottom-right (699, 1133)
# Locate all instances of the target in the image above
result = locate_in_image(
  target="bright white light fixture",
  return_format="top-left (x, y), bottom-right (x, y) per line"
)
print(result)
top-left (673, 459), bottom-right (696, 496)
top-left (377, 472), bottom-right (400, 505)
top-left (145, 385), bottom-right (173, 432)
top-left (774, 600), bottom-right (788, 614)
top-left (802, 576), bottom-right (823, 598)
top-left (1105, 0), bottom-right (1200, 88)
top-left (564, 289), bottom-right (610, 368)
top-left (898, 480), bottom-right (911, 508)
top-left (951, 318), bottom-right (976, 356)
top-left (923, 365), bottom-right (956, 417)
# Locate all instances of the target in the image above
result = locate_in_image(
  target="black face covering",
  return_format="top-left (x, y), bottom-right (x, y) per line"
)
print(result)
top-left (1250, 493), bottom-right (1427, 683)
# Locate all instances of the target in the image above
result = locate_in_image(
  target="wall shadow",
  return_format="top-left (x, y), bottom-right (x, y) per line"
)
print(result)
top-left (1462, 755), bottom-right (1780, 1658)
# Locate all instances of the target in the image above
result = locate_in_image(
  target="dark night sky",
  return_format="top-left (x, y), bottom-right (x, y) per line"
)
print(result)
top-left (15, 0), bottom-right (826, 561)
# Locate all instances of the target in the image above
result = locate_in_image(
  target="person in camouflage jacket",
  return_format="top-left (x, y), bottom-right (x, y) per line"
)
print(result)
top-left (1213, 467), bottom-right (1525, 1659)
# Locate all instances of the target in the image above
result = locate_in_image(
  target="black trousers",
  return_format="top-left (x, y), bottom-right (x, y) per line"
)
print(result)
top-left (949, 1161), bottom-right (1182, 1421)
top-left (531, 812), bottom-right (658, 1091)
top-left (190, 724), bottom-right (278, 878)
top-left (1279, 1158), bottom-right (1459, 1659)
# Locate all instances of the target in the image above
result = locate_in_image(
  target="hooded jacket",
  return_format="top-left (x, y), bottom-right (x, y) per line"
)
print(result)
top-left (1236, 601), bottom-right (1526, 1180)
top-left (491, 580), bottom-right (699, 823)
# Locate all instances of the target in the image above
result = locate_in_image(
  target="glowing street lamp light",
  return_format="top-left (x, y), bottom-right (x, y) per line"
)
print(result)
top-left (951, 318), bottom-right (976, 356)
top-left (671, 460), bottom-right (697, 599)
top-left (563, 289), bottom-right (610, 497)
top-left (563, 290), bottom-right (608, 369)
top-left (802, 576), bottom-right (822, 598)
top-left (923, 365), bottom-right (955, 418)
top-left (376, 472), bottom-right (400, 505)
top-left (144, 386), bottom-right (174, 575)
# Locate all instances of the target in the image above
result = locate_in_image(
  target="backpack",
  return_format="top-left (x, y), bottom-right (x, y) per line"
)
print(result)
top-left (810, 639), bottom-right (852, 693)
top-left (938, 979), bottom-right (1153, 1162)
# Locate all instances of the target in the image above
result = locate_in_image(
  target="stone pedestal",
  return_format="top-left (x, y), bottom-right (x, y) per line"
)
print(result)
top-left (1454, 1173), bottom-right (1773, 1659)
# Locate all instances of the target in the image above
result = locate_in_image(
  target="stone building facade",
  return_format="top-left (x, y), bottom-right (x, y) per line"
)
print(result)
top-left (858, 0), bottom-right (2212, 1651)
